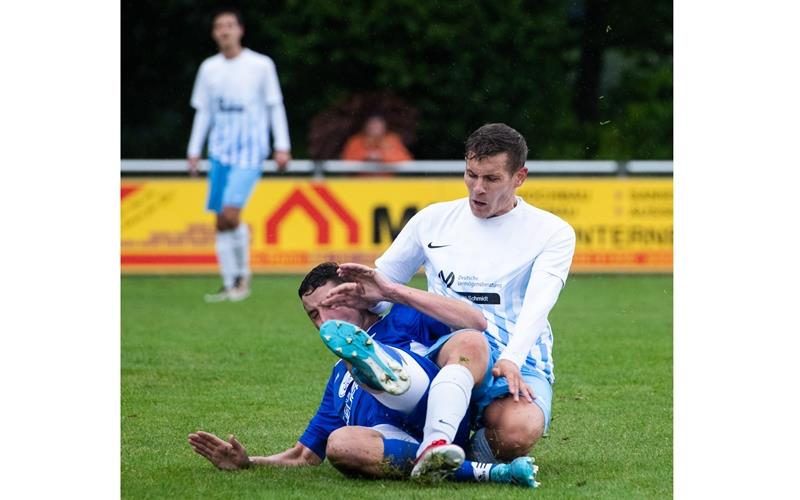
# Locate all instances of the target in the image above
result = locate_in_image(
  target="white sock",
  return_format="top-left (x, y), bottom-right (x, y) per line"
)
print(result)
top-left (417, 363), bottom-right (474, 457)
top-left (232, 224), bottom-right (251, 281)
top-left (369, 348), bottom-right (430, 414)
top-left (215, 230), bottom-right (237, 289)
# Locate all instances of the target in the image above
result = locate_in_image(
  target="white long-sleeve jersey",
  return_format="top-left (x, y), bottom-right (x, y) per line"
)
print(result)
top-left (188, 48), bottom-right (290, 168)
top-left (376, 197), bottom-right (576, 384)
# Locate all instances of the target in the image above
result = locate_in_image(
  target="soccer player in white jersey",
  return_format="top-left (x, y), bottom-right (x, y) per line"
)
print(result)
top-left (186, 8), bottom-right (292, 302)
top-left (327, 123), bottom-right (576, 474)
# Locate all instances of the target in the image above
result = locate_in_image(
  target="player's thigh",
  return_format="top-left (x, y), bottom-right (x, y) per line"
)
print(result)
top-left (221, 165), bottom-right (261, 210)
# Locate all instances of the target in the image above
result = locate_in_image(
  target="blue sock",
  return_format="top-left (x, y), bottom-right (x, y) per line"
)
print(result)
top-left (453, 460), bottom-right (494, 482)
top-left (382, 438), bottom-right (418, 469)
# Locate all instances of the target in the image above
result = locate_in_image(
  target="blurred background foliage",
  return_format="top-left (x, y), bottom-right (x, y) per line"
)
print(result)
top-left (122, 0), bottom-right (672, 160)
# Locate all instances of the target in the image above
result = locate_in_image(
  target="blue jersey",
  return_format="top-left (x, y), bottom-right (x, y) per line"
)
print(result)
top-left (298, 305), bottom-right (464, 460)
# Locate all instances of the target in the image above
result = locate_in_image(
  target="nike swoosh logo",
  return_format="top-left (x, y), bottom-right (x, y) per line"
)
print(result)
top-left (427, 242), bottom-right (452, 249)
top-left (437, 419), bottom-right (457, 431)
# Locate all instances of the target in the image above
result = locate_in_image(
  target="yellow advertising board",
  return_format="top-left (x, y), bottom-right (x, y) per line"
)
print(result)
top-left (121, 177), bottom-right (672, 274)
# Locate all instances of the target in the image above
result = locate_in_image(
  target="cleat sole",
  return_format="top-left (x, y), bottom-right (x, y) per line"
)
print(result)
top-left (319, 320), bottom-right (410, 395)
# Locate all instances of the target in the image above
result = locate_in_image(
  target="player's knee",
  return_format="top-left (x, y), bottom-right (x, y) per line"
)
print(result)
top-left (448, 331), bottom-right (488, 363)
top-left (326, 431), bottom-right (355, 470)
top-left (326, 429), bottom-right (372, 477)
top-left (500, 422), bottom-right (541, 454)
top-left (222, 213), bottom-right (239, 229)
top-left (489, 417), bottom-right (543, 460)
top-left (484, 400), bottom-right (544, 460)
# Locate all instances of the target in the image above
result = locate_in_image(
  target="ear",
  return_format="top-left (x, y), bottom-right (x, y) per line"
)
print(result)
top-left (514, 166), bottom-right (528, 187)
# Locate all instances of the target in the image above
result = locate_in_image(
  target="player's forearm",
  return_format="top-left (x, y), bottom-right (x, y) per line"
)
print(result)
top-left (187, 108), bottom-right (212, 157)
top-left (249, 443), bottom-right (321, 467)
top-left (499, 271), bottom-right (563, 367)
top-left (385, 283), bottom-right (487, 331)
top-left (269, 103), bottom-right (291, 152)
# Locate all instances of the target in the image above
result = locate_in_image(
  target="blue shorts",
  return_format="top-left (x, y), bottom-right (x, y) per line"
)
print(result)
top-left (425, 331), bottom-right (553, 433)
top-left (206, 158), bottom-right (262, 213)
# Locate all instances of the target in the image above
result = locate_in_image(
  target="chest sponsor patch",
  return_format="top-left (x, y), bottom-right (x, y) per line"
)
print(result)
top-left (338, 371), bottom-right (354, 398)
top-left (455, 291), bottom-right (501, 305)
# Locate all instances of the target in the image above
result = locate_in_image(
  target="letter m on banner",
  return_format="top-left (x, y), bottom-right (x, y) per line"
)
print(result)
top-left (266, 184), bottom-right (359, 245)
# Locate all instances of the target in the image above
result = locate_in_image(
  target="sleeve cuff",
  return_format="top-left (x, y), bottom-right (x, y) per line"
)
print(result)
top-left (498, 351), bottom-right (526, 369)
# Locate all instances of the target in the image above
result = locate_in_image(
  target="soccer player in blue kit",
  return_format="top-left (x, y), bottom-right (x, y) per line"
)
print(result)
top-left (188, 263), bottom-right (539, 487)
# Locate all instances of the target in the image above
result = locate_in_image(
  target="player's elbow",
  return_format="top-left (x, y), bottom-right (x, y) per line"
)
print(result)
top-left (460, 311), bottom-right (487, 331)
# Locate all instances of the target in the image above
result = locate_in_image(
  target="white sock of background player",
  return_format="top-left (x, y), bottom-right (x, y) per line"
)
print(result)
top-left (232, 224), bottom-right (250, 283)
top-left (215, 230), bottom-right (238, 290)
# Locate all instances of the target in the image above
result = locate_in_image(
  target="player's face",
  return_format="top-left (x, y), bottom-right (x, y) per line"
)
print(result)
top-left (464, 153), bottom-right (528, 218)
top-left (364, 117), bottom-right (387, 138)
top-left (301, 282), bottom-right (364, 330)
top-left (212, 13), bottom-right (243, 51)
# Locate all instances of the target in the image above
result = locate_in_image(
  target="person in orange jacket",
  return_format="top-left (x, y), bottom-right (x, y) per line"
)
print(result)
top-left (340, 114), bottom-right (413, 163)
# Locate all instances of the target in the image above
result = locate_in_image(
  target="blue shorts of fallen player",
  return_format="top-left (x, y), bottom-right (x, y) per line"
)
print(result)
top-left (425, 331), bottom-right (553, 433)
top-left (206, 157), bottom-right (262, 213)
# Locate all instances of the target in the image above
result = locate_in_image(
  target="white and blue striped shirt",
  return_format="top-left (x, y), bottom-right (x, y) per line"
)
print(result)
top-left (188, 48), bottom-right (290, 169)
top-left (376, 197), bottom-right (576, 384)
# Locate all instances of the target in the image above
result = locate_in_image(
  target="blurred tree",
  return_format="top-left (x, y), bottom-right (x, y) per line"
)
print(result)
top-left (122, 0), bottom-right (672, 160)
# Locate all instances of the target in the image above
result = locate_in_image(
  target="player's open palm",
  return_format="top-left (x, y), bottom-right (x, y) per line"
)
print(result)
top-left (322, 282), bottom-right (374, 309)
top-left (337, 263), bottom-right (392, 300)
top-left (188, 431), bottom-right (250, 470)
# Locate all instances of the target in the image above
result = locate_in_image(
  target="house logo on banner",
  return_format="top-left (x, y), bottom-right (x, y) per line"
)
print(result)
top-left (265, 184), bottom-right (359, 245)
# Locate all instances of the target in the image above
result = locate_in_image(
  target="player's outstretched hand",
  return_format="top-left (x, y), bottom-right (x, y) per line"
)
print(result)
top-left (492, 359), bottom-right (535, 403)
top-left (188, 431), bottom-right (251, 470)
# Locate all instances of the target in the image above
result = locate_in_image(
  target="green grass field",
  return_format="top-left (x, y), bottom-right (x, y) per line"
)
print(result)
top-left (122, 274), bottom-right (672, 499)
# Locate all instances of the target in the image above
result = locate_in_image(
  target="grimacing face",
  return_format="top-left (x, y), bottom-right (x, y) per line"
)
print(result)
top-left (212, 13), bottom-right (243, 51)
top-left (463, 152), bottom-right (528, 218)
top-left (301, 281), bottom-right (365, 330)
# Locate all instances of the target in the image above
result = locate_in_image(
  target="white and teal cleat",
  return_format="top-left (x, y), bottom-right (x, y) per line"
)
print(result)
top-left (319, 320), bottom-right (410, 395)
top-left (489, 456), bottom-right (540, 488)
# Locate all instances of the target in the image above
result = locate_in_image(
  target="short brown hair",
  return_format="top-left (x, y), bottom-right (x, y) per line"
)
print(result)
top-left (213, 7), bottom-right (244, 27)
top-left (464, 123), bottom-right (528, 173)
top-left (298, 262), bottom-right (342, 298)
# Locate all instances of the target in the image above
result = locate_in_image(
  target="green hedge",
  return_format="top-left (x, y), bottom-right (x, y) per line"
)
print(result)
top-left (122, 0), bottom-right (672, 160)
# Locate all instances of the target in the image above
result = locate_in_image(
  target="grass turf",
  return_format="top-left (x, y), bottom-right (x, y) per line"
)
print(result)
top-left (121, 274), bottom-right (672, 499)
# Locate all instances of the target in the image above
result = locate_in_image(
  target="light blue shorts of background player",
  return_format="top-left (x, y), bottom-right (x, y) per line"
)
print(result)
top-left (425, 331), bottom-right (553, 433)
top-left (206, 157), bottom-right (263, 213)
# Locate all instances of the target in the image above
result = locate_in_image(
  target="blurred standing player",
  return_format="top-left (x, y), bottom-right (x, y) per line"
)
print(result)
top-left (349, 123), bottom-right (576, 471)
top-left (187, 8), bottom-right (291, 302)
